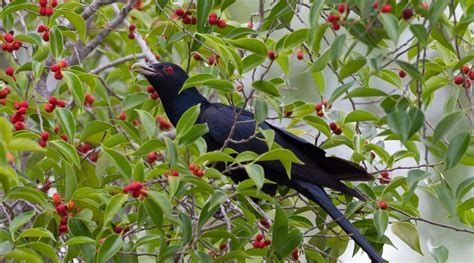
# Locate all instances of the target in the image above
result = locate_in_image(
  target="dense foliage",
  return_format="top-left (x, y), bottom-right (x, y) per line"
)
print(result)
top-left (0, 0), bottom-right (473, 262)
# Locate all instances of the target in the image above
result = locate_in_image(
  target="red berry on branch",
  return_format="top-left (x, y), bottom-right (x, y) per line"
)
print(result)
top-left (296, 50), bottom-right (304, 60)
top-left (256, 233), bottom-right (264, 241)
top-left (150, 92), bottom-right (160, 100)
top-left (2, 33), bottom-right (14, 43)
top-left (39, 0), bottom-right (48, 7)
top-left (402, 8), bottom-right (413, 20)
top-left (381, 4), bottom-right (392, 13)
top-left (399, 69), bottom-right (406, 78)
top-left (267, 50), bottom-right (276, 60)
top-left (45, 103), bottom-right (55, 113)
top-left (5, 66), bottom-right (14, 76)
top-left (315, 103), bottom-right (323, 112)
top-left (60, 216), bottom-right (68, 225)
top-left (469, 71), bottom-right (474, 80)
top-left (208, 14), bottom-right (218, 25)
top-left (57, 100), bottom-right (66, 108)
top-left (454, 75), bottom-right (464, 85)
top-left (329, 122), bottom-right (337, 131)
top-left (338, 4), bottom-right (348, 14)
top-left (39, 7), bottom-right (47, 16)
top-left (146, 85), bottom-right (155, 93)
top-left (373, 1), bottom-right (379, 9)
top-left (461, 65), bottom-right (470, 74)
top-left (56, 204), bottom-right (67, 214)
top-left (67, 201), bottom-right (75, 210)
top-left (182, 15), bottom-right (191, 25)
top-left (45, 8), bottom-right (53, 16)
top-left (60, 134), bottom-right (68, 142)
top-left (334, 127), bottom-right (342, 135)
top-left (48, 96), bottom-right (58, 105)
top-left (332, 22), bottom-right (340, 31)
top-left (51, 64), bottom-right (60, 72)
top-left (41, 131), bottom-right (50, 141)
top-left (128, 31), bottom-right (135, 39)
top-left (191, 16), bottom-right (197, 25)
top-left (58, 59), bottom-right (68, 68)
top-left (14, 122), bottom-right (25, 131)
top-left (54, 71), bottom-right (63, 80)
top-left (58, 225), bottom-right (68, 233)
top-left (327, 15), bottom-right (339, 23)
top-left (193, 53), bottom-right (201, 61)
top-left (85, 93), bottom-right (95, 106)
top-left (128, 24), bottom-right (136, 31)
top-left (42, 31), bottom-right (50, 41)
top-left (119, 111), bottom-right (126, 120)
top-left (147, 152), bottom-right (158, 164)
top-left (381, 170), bottom-right (390, 178)
top-left (217, 19), bottom-right (226, 28)
top-left (51, 0), bottom-right (58, 8)
top-left (292, 248), bottom-right (299, 260)
top-left (219, 243), bottom-right (227, 250)
top-left (378, 200), bottom-right (388, 210)
top-left (175, 8), bottom-right (185, 17)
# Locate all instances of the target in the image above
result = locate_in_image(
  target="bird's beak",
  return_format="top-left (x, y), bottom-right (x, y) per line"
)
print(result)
top-left (131, 62), bottom-right (160, 76)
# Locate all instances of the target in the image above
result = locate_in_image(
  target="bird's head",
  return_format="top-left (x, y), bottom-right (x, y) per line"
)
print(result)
top-left (132, 62), bottom-right (188, 96)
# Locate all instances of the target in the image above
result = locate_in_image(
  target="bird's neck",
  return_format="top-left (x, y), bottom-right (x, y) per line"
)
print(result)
top-left (159, 87), bottom-right (209, 126)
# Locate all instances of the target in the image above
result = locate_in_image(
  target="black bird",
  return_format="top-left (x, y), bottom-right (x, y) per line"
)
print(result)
top-left (133, 62), bottom-right (384, 262)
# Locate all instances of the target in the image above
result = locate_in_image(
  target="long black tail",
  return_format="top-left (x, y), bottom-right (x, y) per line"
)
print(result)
top-left (292, 179), bottom-right (385, 263)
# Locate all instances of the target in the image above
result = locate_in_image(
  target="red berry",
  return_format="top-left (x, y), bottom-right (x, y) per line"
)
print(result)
top-left (334, 127), bottom-right (342, 135)
top-left (296, 50), bottom-right (304, 60)
top-left (421, 2), bottom-right (429, 10)
top-left (114, 226), bottom-right (123, 233)
top-left (54, 71), bottom-right (63, 80)
top-left (317, 111), bottom-right (324, 117)
top-left (217, 19), bottom-right (226, 28)
top-left (67, 201), bottom-right (75, 210)
top-left (51, 64), bottom-right (60, 72)
top-left (219, 243), bottom-right (227, 250)
top-left (129, 24), bottom-right (136, 31)
top-left (56, 204), bottom-right (67, 214)
top-left (338, 4), bottom-right (348, 14)
top-left (128, 31), bottom-right (135, 39)
top-left (193, 53), bottom-right (201, 61)
top-left (461, 65), bottom-right (470, 74)
top-left (41, 131), bottom-right (50, 141)
top-left (267, 51), bottom-right (276, 60)
top-left (13, 41), bottom-right (21, 50)
top-left (57, 100), bottom-right (66, 108)
top-left (373, 1), bottom-right (380, 9)
top-left (2, 33), bottom-right (14, 43)
top-left (208, 16), bottom-right (218, 25)
top-left (469, 71), bottom-right (474, 80)
top-left (85, 94), bottom-right (95, 106)
top-left (399, 69), bottom-right (406, 78)
top-left (0, 99), bottom-right (6, 105)
top-left (150, 92), bottom-right (160, 100)
top-left (247, 22), bottom-right (253, 29)
top-left (402, 8), bottom-right (414, 20)
top-left (327, 15), bottom-right (339, 23)
top-left (292, 248), bottom-right (299, 260)
top-left (39, 7), bottom-right (47, 16)
top-left (119, 111), bottom-right (126, 120)
top-left (208, 56), bottom-right (216, 65)
top-left (175, 8), bottom-right (185, 17)
top-left (58, 225), bottom-right (68, 233)
top-left (381, 170), bottom-right (389, 178)
top-left (38, 25), bottom-right (48, 32)
top-left (130, 181), bottom-right (143, 191)
top-left (132, 190), bottom-right (141, 198)
top-left (454, 75), bottom-right (464, 85)
top-left (54, 126), bottom-right (60, 134)
top-left (52, 193), bottom-right (61, 204)
top-left (191, 16), bottom-right (197, 25)
top-left (48, 96), bottom-right (58, 105)
top-left (172, 170), bottom-right (179, 177)
top-left (329, 122), bottom-right (337, 131)
top-left (196, 169), bottom-right (204, 177)
top-left (14, 122), bottom-right (25, 131)
top-left (182, 15), bottom-right (191, 25)
top-left (464, 79), bottom-right (472, 89)
top-left (147, 152), bottom-right (158, 163)
top-left (39, 0), bottom-right (48, 7)
top-left (60, 216), bottom-right (68, 225)
top-left (20, 101), bottom-right (28, 108)
top-left (42, 31), bottom-right (50, 41)
top-left (45, 8), bottom-right (53, 16)
top-left (188, 163), bottom-right (196, 171)
top-left (315, 103), bottom-right (323, 112)
top-left (264, 239), bottom-right (272, 246)
top-left (58, 59), bottom-right (68, 68)
top-left (332, 22), bottom-right (340, 30)
top-left (146, 85), bottom-right (155, 93)
top-left (378, 200), bottom-right (388, 210)
top-left (60, 134), bottom-right (68, 142)
top-left (381, 4), bottom-right (392, 13)
top-left (209, 12), bottom-right (218, 19)
top-left (51, 0), bottom-right (58, 8)
top-left (17, 107), bottom-right (27, 114)
top-left (5, 66), bottom-right (14, 76)
top-left (256, 233), bottom-right (264, 241)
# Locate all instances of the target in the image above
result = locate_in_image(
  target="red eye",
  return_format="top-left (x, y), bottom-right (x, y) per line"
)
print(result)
top-left (165, 66), bottom-right (174, 74)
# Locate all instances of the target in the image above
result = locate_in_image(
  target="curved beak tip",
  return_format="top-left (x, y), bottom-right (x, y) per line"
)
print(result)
top-left (131, 62), bottom-right (156, 76)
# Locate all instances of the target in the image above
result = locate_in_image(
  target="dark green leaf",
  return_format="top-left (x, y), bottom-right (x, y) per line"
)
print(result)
top-left (445, 132), bottom-right (470, 170)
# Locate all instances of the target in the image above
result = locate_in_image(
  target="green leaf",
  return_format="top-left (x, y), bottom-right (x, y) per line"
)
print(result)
top-left (227, 38), bottom-right (268, 57)
top-left (102, 147), bottom-right (132, 179)
top-left (339, 58), bottom-right (366, 80)
top-left (49, 26), bottom-right (63, 58)
top-left (254, 98), bottom-right (268, 124)
top-left (392, 222), bottom-right (423, 255)
top-left (18, 228), bottom-right (55, 241)
top-left (432, 111), bottom-right (463, 143)
top-left (283, 28), bottom-right (308, 49)
top-left (196, 0), bottom-right (214, 32)
top-left (397, 60), bottom-right (422, 80)
top-left (428, 0), bottom-right (448, 25)
top-left (344, 110), bottom-right (378, 123)
top-left (9, 211), bottom-right (35, 234)
top-left (122, 93), bottom-right (149, 111)
top-left (345, 87), bottom-right (387, 98)
top-left (80, 121), bottom-right (112, 141)
top-left (328, 81), bottom-right (355, 103)
top-left (182, 74), bottom-right (234, 93)
top-left (374, 209), bottom-right (388, 239)
top-left (196, 151), bottom-right (235, 163)
top-left (252, 80), bottom-right (280, 96)
top-left (410, 24), bottom-right (429, 46)
top-left (50, 140), bottom-right (81, 168)
top-left (64, 236), bottom-right (96, 246)
top-left (445, 132), bottom-right (470, 170)
top-left (244, 164), bottom-right (264, 190)
top-left (104, 194), bottom-right (128, 226)
top-left (7, 138), bottom-right (45, 152)
top-left (6, 187), bottom-right (48, 207)
top-left (54, 9), bottom-right (86, 42)
top-left (405, 169), bottom-right (430, 202)
top-left (176, 104), bottom-right (201, 138)
top-left (24, 242), bottom-right (60, 263)
top-left (379, 13), bottom-right (399, 43)
top-left (136, 110), bottom-right (157, 139)
top-left (96, 234), bottom-right (124, 263)
top-left (63, 71), bottom-right (85, 107)
top-left (56, 108), bottom-right (76, 142)
top-left (271, 204), bottom-right (301, 258)
top-left (331, 34), bottom-right (345, 65)
top-left (427, 240), bottom-right (449, 263)
top-left (4, 248), bottom-right (42, 262)
top-left (64, 162), bottom-right (77, 201)
top-left (0, 117), bottom-right (13, 144)
top-left (310, 47), bottom-right (331, 72)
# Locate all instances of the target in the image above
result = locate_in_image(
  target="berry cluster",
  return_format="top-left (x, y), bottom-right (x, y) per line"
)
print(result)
top-left (77, 142), bottom-right (99, 162)
top-left (84, 93), bottom-right (95, 107)
top-left (128, 24), bottom-right (136, 39)
top-left (165, 170), bottom-right (179, 177)
top-left (123, 181), bottom-right (147, 198)
top-left (327, 3), bottom-right (349, 31)
top-left (373, 2), bottom-right (392, 13)
top-left (188, 163), bottom-right (205, 177)
top-left (252, 233), bottom-right (272, 249)
top-left (1, 32), bottom-right (22, 53)
top-left (454, 65), bottom-right (473, 88)
top-left (378, 170), bottom-right (391, 184)
top-left (11, 101), bottom-right (29, 131)
top-left (208, 13), bottom-right (226, 28)
top-left (44, 96), bottom-right (66, 113)
top-left (52, 193), bottom-right (79, 235)
top-left (156, 115), bottom-right (172, 130)
top-left (5, 66), bottom-right (16, 81)
top-left (0, 87), bottom-right (11, 105)
top-left (50, 59), bottom-right (68, 80)
top-left (329, 122), bottom-right (342, 135)
top-left (208, 54), bottom-right (220, 65)
top-left (314, 100), bottom-right (332, 117)
top-left (38, 0), bottom-right (57, 16)
top-left (37, 25), bottom-right (50, 41)
top-left (114, 225), bottom-right (130, 235)
top-left (175, 8), bottom-right (197, 25)
top-left (146, 85), bottom-right (160, 100)
top-left (38, 131), bottom-right (50, 148)
top-left (146, 151), bottom-right (161, 164)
